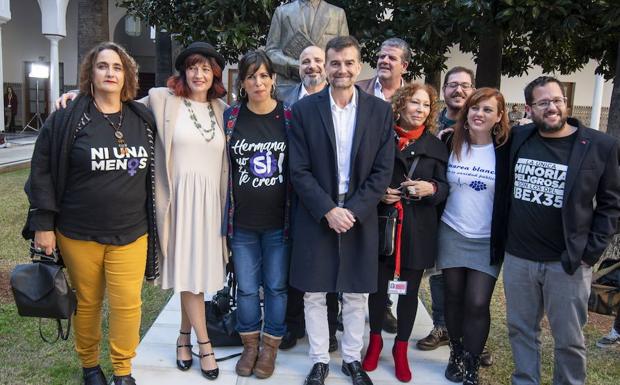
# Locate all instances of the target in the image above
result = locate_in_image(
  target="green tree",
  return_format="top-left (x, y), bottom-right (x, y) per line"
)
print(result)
top-left (116, 0), bottom-right (279, 63)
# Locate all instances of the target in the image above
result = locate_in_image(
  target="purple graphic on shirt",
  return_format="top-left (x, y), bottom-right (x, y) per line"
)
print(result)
top-left (250, 151), bottom-right (278, 178)
top-left (128, 158), bottom-right (140, 176)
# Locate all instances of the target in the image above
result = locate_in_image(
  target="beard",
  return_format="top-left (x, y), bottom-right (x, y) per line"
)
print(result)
top-left (533, 111), bottom-right (567, 133)
top-left (302, 73), bottom-right (326, 89)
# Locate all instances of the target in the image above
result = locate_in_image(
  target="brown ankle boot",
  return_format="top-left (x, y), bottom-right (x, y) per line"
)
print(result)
top-left (254, 333), bottom-right (282, 379)
top-left (236, 332), bottom-right (260, 376)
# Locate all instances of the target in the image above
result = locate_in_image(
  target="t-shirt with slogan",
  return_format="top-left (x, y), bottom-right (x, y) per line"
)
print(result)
top-left (230, 102), bottom-right (287, 230)
top-left (57, 104), bottom-right (150, 245)
top-left (441, 142), bottom-right (496, 238)
top-left (506, 131), bottom-right (576, 262)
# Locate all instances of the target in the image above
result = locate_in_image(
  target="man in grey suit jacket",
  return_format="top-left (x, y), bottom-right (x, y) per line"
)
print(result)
top-left (356, 37), bottom-right (410, 101)
top-left (266, 0), bottom-right (348, 87)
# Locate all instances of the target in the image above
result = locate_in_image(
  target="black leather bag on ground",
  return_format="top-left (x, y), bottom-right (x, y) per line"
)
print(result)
top-left (10, 246), bottom-right (77, 342)
top-left (588, 259), bottom-right (620, 316)
top-left (205, 269), bottom-right (242, 348)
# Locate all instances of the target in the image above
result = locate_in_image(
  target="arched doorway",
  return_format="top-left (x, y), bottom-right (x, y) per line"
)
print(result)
top-left (113, 16), bottom-right (156, 98)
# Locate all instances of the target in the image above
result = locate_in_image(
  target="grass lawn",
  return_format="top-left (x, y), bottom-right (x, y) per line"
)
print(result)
top-left (0, 169), bottom-right (172, 385)
top-left (419, 276), bottom-right (620, 385)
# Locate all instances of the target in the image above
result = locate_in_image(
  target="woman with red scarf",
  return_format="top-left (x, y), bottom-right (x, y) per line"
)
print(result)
top-left (362, 83), bottom-right (449, 382)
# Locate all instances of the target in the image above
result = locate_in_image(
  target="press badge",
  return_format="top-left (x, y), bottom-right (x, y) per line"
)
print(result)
top-left (388, 279), bottom-right (408, 295)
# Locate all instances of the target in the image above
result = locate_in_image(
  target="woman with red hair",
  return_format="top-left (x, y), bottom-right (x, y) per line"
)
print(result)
top-left (143, 42), bottom-right (229, 380)
top-left (437, 87), bottom-right (511, 385)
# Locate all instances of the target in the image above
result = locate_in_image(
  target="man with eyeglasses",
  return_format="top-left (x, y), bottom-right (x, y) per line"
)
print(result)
top-left (356, 37), bottom-right (410, 102)
top-left (503, 75), bottom-right (620, 385)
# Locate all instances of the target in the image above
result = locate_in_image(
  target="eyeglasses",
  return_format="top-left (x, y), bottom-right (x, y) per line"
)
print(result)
top-left (530, 97), bottom-right (567, 110)
top-left (444, 82), bottom-right (473, 90)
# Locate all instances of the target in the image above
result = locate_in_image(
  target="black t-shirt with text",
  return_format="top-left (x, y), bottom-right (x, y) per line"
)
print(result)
top-left (506, 131), bottom-right (577, 262)
top-left (58, 103), bottom-right (150, 245)
top-left (230, 102), bottom-right (287, 230)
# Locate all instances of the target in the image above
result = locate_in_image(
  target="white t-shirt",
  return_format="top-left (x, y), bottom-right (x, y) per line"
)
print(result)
top-left (441, 142), bottom-right (496, 238)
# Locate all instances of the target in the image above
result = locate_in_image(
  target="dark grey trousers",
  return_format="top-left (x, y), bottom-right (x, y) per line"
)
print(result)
top-left (503, 252), bottom-right (592, 385)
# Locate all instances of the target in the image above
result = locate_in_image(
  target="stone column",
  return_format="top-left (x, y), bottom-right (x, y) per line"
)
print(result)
top-left (0, 0), bottom-right (11, 132)
top-left (590, 73), bottom-right (605, 130)
top-left (37, 0), bottom-right (69, 113)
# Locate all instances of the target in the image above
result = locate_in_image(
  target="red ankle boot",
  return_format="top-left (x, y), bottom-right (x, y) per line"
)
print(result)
top-left (362, 332), bottom-right (383, 371)
top-left (392, 339), bottom-right (412, 382)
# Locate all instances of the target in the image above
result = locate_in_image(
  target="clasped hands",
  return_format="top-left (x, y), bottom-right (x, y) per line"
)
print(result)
top-left (381, 179), bottom-right (435, 204)
top-left (325, 207), bottom-right (356, 233)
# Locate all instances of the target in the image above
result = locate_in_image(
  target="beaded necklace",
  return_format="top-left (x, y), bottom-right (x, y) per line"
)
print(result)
top-left (183, 98), bottom-right (216, 142)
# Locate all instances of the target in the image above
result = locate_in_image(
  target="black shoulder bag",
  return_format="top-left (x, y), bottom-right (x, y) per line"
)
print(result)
top-left (10, 243), bottom-right (77, 343)
top-left (378, 156), bottom-right (420, 256)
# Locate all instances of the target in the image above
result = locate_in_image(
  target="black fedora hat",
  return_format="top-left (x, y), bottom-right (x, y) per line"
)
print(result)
top-left (175, 42), bottom-right (226, 71)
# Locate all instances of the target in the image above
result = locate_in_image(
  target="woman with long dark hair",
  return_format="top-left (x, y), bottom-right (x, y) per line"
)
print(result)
top-left (224, 50), bottom-right (292, 380)
top-left (437, 87), bottom-right (510, 385)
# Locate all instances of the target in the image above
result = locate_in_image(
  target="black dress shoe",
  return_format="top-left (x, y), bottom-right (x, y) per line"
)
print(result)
top-left (280, 330), bottom-right (299, 350)
top-left (83, 365), bottom-right (106, 385)
top-left (342, 361), bottom-right (373, 385)
top-left (112, 375), bottom-right (136, 385)
top-left (176, 330), bottom-right (193, 371)
top-left (328, 335), bottom-right (338, 353)
top-left (382, 307), bottom-right (397, 334)
top-left (304, 363), bottom-right (330, 385)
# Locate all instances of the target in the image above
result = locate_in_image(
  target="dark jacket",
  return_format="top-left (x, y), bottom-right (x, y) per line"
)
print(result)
top-left (381, 130), bottom-right (449, 270)
top-left (22, 94), bottom-right (160, 280)
top-left (507, 118), bottom-right (620, 274)
top-left (442, 131), bottom-right (511, 266)
top-left (288, 86), bottom-right (394, 293)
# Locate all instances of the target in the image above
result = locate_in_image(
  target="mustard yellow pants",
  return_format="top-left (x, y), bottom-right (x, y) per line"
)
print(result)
top-left (56, 231), bottom-right (147, 376)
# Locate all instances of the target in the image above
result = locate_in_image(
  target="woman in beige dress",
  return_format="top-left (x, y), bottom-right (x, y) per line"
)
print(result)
top-left (146, 42), bottom-right (229, 380)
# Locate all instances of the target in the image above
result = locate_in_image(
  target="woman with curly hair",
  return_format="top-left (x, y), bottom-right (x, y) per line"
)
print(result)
top-left (362, 83), bottom-right (449, 382)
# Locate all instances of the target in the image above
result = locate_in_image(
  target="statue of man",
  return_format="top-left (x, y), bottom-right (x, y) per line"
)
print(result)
top-left (266, 0), bottom-right (349, 87)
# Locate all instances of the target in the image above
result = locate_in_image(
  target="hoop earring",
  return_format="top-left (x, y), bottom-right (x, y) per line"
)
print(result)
top-left (239, 87), bottom-right (247, 98)
top-left (492, 123), bottom-right (500, 136)
top-left (270, 85), bottom-right (276, 99)
top-left (394, 112), bottom-right (401, 122)
top-left (90, 83), bottom-right (94, 96)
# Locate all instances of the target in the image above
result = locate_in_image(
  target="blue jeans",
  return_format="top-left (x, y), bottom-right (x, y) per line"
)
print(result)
top-left (230, 227), bottom-right (289, 337)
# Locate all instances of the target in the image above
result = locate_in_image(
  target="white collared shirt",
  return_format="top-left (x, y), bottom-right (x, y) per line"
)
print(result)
top-left (298, 84), bottom-right (310, 100)
top-left (329, 86), bottom-right (358, 194)
top-left (373, 77), bottom-right (404, 101)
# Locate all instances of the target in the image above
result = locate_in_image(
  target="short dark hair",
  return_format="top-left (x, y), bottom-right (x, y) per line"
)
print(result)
top-left (79, 41), bottom-right (139, 101)
top-left (166, 54), bottom-right (226, 100)
top-left (524, 76), bottom-right (565, 105)
top-left (325, 35), bottom-right (361, 62)
top-left (443, 66), bottom-right (475, 89)
top-left (380, 37), bottom-right (411, 63)
top-left (236, 50), bottom-right (276, 102)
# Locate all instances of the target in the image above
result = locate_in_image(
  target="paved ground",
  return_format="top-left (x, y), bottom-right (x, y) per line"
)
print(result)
top-left (132, 294), bottom-right (451, 385)
top-left (0, 132), bottom-right (37, 172)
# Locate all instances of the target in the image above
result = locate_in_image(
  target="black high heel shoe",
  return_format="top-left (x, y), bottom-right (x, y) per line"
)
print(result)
top-left (197, 340), bottom-right (219, 380)
top-left (176, 330), bottom-right (193, 371)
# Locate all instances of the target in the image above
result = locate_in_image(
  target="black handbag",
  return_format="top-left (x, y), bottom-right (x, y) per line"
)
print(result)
top-left (10, 245), bottom-right (77, 342)
top-left (378, 205), bottom-right (399, 256)
top-left (378, 156), bottom-right (420, 256)
top-left (205, 269), bottom-right (243, 349)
